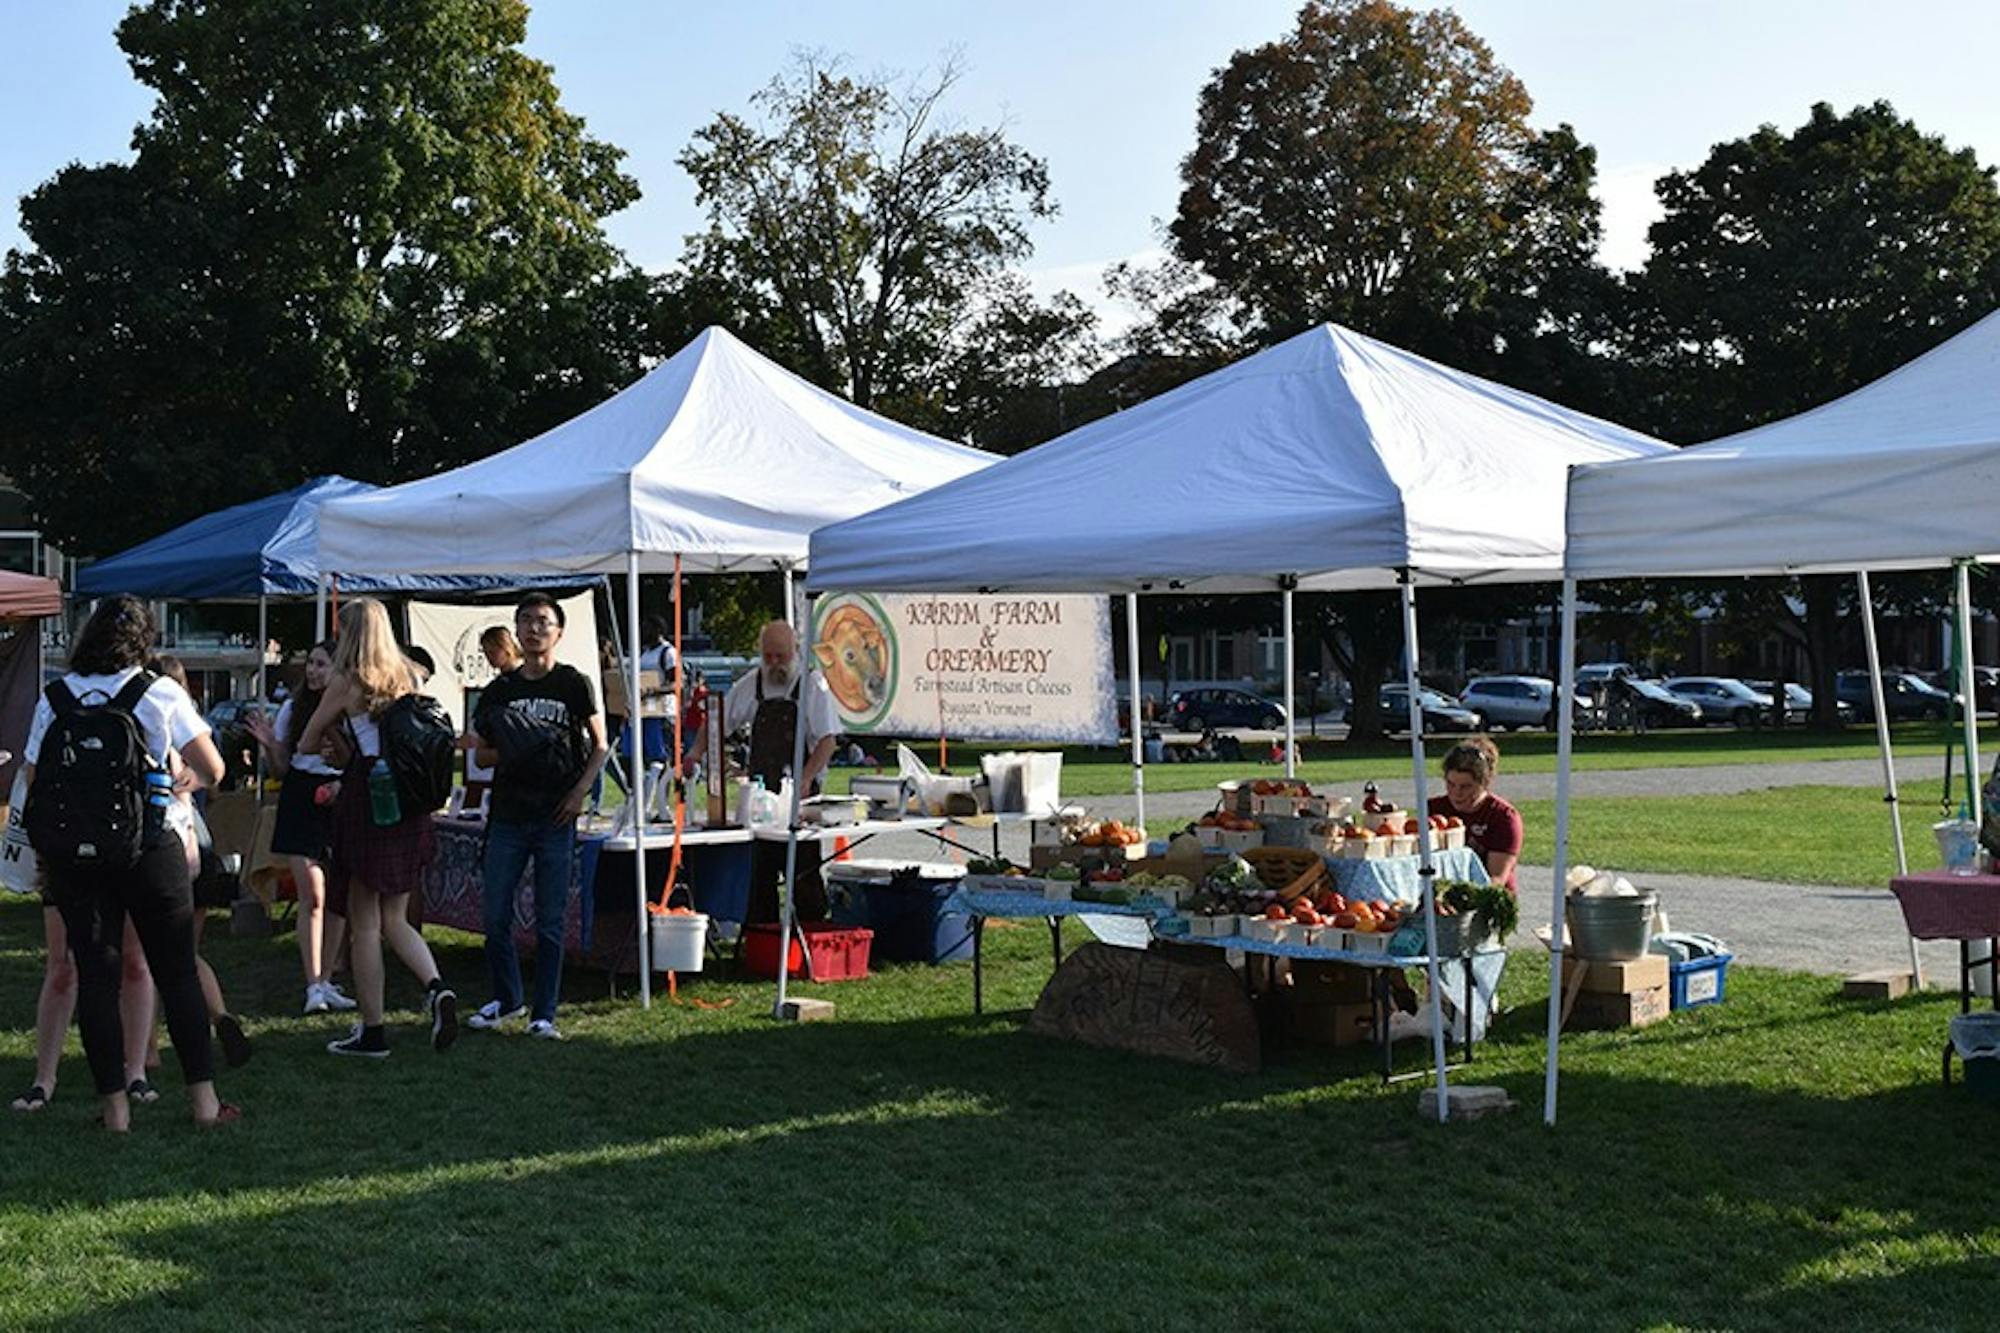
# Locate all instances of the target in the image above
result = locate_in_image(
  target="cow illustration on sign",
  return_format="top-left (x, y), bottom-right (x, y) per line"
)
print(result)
top-left (813, 596), bottom-right (896, 729)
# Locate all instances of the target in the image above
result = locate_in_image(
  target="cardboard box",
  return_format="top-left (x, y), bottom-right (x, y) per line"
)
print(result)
top-left (1292, 1000), bottom-right (1377, 1049)
top-left (1291, 960), bottom-right (1376, 1004)
top-left (1562, 954), bottom-right (1668, 995)
top-left (1028, 841), bottom-right (1148, 871)
top-left (1567, 983), bottom-right (1670, 1031)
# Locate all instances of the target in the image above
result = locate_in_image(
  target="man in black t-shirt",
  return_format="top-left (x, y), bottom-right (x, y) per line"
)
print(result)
top-left (465, 593), bottom-right (608, 1040)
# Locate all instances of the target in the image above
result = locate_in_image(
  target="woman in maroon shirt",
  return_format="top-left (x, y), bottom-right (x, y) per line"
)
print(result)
top-left (1427, 740), bottom-right (1522, 892)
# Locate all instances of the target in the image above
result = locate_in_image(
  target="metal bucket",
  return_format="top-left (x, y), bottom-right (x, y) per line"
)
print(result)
top-left (1566, 892), bottom-right (1658, 961)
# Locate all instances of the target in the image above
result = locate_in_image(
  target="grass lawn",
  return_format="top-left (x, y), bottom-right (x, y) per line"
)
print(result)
top-left (823, 721), bottom-right (1999, 798)
top-left (2, 893), bottom-right (1997, 1329)
top-left (1511, 786), bottom-right (1963, 888)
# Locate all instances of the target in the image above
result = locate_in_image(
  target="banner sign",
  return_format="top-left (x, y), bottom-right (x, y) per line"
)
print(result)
top-left (810, 593), bottom-right (1116, 743)
top-left (406, 591), bottom-right (599, 736)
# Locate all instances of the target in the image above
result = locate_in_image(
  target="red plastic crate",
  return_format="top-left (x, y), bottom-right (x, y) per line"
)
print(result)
top-left (742, 922), bottom-right (873, 982)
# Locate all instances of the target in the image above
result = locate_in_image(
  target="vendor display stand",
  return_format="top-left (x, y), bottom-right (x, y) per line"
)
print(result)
top-left (1889, 871), bottom-right (2000, 1083)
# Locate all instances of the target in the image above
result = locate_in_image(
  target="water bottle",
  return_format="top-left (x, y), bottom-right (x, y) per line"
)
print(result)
top-left (750, 776), bottom-right (769, 825)
top-left (368, 757), bottom-right (402, 827)
top-left (143, 768), bottom-right (173, 843)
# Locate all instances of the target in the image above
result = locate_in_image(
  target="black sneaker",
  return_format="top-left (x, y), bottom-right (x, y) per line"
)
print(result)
top-left (215, 1013), bottom-right (254, 1069)
top-left (429, 987), bottom-right (459, 1053)
top-left (326, 1025), bottom-right (391, 1059)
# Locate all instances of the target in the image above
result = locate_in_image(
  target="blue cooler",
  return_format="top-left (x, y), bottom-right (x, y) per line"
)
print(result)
top-left (827, 859), bottom-right (973, 964)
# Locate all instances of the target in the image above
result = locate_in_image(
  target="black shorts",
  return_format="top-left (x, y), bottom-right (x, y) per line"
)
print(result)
top-left (272, 768), bottom-right (337, 860)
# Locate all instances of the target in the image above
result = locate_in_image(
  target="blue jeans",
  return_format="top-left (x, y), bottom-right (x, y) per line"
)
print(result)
top-left (481, 817), bottom-right (576, 1023)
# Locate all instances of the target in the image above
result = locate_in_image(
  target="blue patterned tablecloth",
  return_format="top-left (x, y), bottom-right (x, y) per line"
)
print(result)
top-left (945, 887), bottom-right (1178, 922)
top-left (1328, 847), bottom-right (1487, 905)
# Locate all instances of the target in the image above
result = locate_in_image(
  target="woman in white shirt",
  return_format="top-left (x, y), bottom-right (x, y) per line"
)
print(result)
top-left (19, 595), bottom-right (236, 1131)
top-left (298, 598), bottom-right (456, 1059)
top-left (246, 640), bottom-right (356, 1016)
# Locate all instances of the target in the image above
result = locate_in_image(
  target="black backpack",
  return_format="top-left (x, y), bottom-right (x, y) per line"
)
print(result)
top-left (25, 672), bottom-right (163, 871)
top-left (480, 706), bottom-right (585, 814)
top-left (378, 693), bottom-right (458, 816)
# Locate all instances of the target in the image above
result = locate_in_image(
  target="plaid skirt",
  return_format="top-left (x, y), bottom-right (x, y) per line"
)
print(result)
top-left (327, 756), bottom-right (434, 914)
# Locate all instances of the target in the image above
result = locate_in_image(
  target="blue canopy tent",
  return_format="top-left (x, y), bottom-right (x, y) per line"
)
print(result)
top-left (76, 475), bottom-right (560, 699)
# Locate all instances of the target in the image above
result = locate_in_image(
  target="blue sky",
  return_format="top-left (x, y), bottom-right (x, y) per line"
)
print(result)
top-left (5, 0), bottom-right (1999, 319)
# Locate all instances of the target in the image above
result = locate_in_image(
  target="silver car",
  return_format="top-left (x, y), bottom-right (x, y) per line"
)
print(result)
top-left (1663, 676), bottom-right (1776, 727)
top-left (1459, 675), bottom-right (1586, 730)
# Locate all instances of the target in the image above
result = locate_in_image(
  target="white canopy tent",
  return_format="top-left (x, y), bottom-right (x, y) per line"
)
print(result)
top-left (809, 322), bottom-right (1671, 1116)
top-left (316, 326), bottom-right (996, 1006)
top-left (1545, 307), bottom-right (2000, 1123)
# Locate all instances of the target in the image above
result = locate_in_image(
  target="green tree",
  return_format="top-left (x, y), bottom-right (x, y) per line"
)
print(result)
top-left (677, 54), bottom-right (1078, 436)
top-left (0, 0), bottom-right (657, 557)
top-left (1626, 101), bottom-right (2000, 724)
top-left (1166, 0), bottom-right (1612, 404)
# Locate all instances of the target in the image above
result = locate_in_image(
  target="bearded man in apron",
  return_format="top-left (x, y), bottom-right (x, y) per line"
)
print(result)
top-left (724, 620), bottom-right (843, 924)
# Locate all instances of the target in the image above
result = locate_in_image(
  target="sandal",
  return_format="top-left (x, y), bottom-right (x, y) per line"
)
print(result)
top-left (126, 1078), bottom-right (161, 1105)
top-left (10, 1085), bottom-right (49, 1113)
top-left (196, 1102), bottom-right (243, 1129)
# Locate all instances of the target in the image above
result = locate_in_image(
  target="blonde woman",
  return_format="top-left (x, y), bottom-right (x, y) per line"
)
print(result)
top-left (299, 599), bottom-right (457, 1058)
top-left (479, 625), bottom-right (523, 675)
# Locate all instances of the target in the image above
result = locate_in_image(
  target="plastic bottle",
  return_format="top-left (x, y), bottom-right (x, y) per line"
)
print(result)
top-left (143, 768), bottom-right (173, 842)
top-left (750, 776), bottom-right (769, 825)
top-left (368, 757), bottom-right (402, 827)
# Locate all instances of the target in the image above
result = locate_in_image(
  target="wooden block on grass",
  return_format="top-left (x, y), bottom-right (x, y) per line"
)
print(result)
top-left (780, 998), bottom-right (836, 1023)
top-left (1418, 1085), bottom-right (1517, 1121)
top-left (1841, 969), bottom-right (1913, 1001)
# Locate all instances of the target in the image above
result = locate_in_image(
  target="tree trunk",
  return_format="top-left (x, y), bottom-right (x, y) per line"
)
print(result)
top-left (1801, 573), bottom-right (1843, 730)
top-left (1335, 592), bottom-right (1401, 744)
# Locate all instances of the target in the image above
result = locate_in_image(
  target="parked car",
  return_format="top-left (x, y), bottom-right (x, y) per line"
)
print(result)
top-left (1662, 676), bottom-right (1776, 727)
top-left (1918, 665), bottom-right (2000, 714)
top-left (1835, 670), bottom-right (1958, 722)
top-left (1459, 675), bottom-right (1589, 730)
top-left (1575, 662), bottom-right (1638, 687)
top-left (1742, 681), bottom-right (1855, 725)
top-left (1604, 676), bottom-right (1704, 730)
top-left (1168, 687), bottom-right (1287, 733)
top-left (1373, 684), bottom-right (1483, 734)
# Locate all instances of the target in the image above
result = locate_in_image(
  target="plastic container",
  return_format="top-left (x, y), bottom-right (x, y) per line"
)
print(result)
top-left (368, 757), bottom-right (402, 826)
top-left (1566, 892), bottom-right (1659, 961)
top-left (649, 912), bottom-right (709, 973)
top-left (1668, 952), bottom-right (1731, 1009)
top-left (741, 922), bottom-right (872, 981)
top-left (1935, 818), bottom-right (1981, 875)
top-left (1951, 1012), bottom-right (2000, 1103)
top-left (828, 862), bottom-right (974, 965)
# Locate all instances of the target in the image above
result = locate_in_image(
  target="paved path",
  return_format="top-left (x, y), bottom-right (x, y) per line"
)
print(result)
top-left (843, 753), bottom-right (1959, 980)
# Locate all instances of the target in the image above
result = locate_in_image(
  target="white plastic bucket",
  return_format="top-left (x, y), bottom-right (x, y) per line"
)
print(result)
top-left (650, 912), bottom-right (709, 973)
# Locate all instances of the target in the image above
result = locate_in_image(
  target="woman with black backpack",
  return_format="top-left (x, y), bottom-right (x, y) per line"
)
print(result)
top-left (19, 595), bottom-right (238, 1131)
top-left (298, 598), bottom-right (457, 1058)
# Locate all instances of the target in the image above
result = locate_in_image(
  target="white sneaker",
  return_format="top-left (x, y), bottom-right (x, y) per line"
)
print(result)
top-left (527, 1019), bottom-right (564, 1041)
top-left (319, 980), bottom-right (359, 1012)
top-left (466, 1002), bottom-right (527, 1032)
top-left (303, 983), bottom-right (329, 1015)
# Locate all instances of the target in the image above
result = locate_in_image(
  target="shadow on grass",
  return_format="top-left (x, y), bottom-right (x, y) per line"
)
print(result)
top-left (5, 896), bottom-right (1999, 1330)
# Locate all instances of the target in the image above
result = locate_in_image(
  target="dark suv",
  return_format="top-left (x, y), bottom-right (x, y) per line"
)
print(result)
top-left (1169, 688), bottom-right (1287, 732)
top-left (1835, 670), bottom-right (1956, 722)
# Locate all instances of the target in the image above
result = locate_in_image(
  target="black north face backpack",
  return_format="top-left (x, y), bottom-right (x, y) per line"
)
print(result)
top-left (378, 693), bottom-right (458, 816)
top-left (25, 672), bottom-right (162, 871)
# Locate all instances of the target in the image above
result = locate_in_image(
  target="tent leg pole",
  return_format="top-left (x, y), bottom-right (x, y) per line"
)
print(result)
top-left (1544, 577), bottom-right (1579, 1126)
top-left (1958, 560), bottom-right (1982, 832)
top-left (781, 564), bottom-right (796, 633)
top-left (628, 554), bottom-right (650, 1008)
top-left (314, 576), bottom-right (328, 641)
top-left (1281, 582), bottom-right (1297, 778)
top-left (1399, 574), bottom-right (1450, 1124)
top-left (774, 603), bottom-right (813, 1019)
top-left (255, 594), bottom-right (270, 807)
top-left (1859, 571), bottom-right (1919, 988)
top-left (1126, 593), bottom-right (1145, 829)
